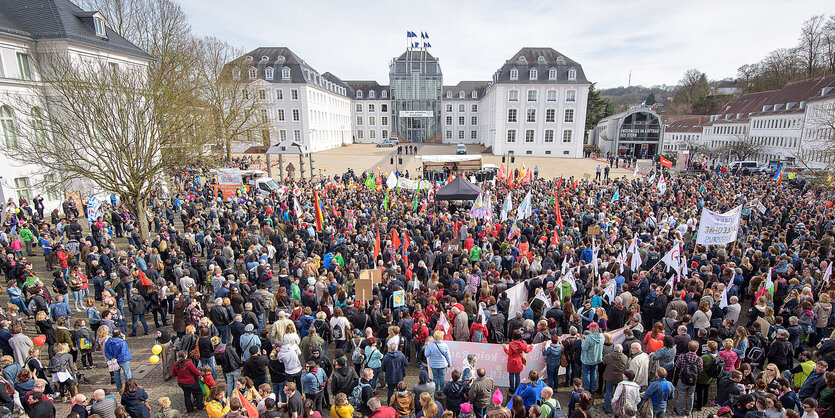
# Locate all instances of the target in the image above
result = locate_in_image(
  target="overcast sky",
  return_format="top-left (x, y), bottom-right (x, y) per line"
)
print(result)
top-left (178, 0), bottom-right (828, 89)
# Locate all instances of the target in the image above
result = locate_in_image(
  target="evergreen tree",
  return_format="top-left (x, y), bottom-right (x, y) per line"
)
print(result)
top-left (586, 83), bottom-right (615, 133)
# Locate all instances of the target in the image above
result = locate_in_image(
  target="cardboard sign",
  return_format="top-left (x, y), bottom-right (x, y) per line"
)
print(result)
top-left (587, 226), bottom-right (601, 236)
top-left (360, 269), bottom-right (383, 284)
top-left (355, 278), bottom-right (374, 301)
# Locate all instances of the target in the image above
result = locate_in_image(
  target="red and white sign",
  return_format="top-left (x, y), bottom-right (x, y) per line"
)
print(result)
top-left (659, 157), bottom-right (672, 168)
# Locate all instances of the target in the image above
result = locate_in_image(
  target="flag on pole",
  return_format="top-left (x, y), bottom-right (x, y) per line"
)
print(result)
top-left (630, 250), bottom-right (643, 272)
top-left (719, 285), bottom-right (729, 309)
top-left (611, 188), bottom-right (620, 202)
top-left (561, 255), bottom-right (570, 275)
top-left (657, 173), bottom-right (667, 195)
top-left (755, 268), bottom-right (774, 300)
top-left (603, 278), bottom-right (616, 303)
top-left (660, 243), bottom-right (681, 278)
top-left (501, 193), bottom-right (513, 221)
top-left (233, 385), bottom-right (259, 418)
top-left (773, 163), bottom-right (784, 183)
top-left (365, 174), bottom-right (374, 189)
top-left (402, 231), bottom-right (410, 255)
top-left (391, 229), bottom-right (401, 252)
top-left (498, 164), bottom-right (506, 181)
top-left (437, 310), bottom-right (451, 335)
top-left (374, 228), bottom-right (381, 262)
top-left (293, 196), bottom-right (304, 221)
top-left (659, 157), bottom-right (672, 168)
top-left (412, 180), bottom-right (421, 211)
top-left (823, 263), bottom-right (832, 290)
top-left (516, 191), bottom-right (532, 221)
top-left (534, 288), bottom-right (552, 310)
top-left (313, 190), bottom-right (324, 232)
top-left (383, 188), bottom-right (389, 209)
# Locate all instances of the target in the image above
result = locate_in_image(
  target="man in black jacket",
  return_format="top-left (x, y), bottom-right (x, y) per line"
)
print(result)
top-left (330, 357), bottom-right (358, 397)
top-left (127, 288), bottom-right (149, 336)
top-left (214, 337), bottom-right (243, 400)
top-left (767, 329), bottom-right (794, 372)
top-left (209, 298), bottom-right (232, 344)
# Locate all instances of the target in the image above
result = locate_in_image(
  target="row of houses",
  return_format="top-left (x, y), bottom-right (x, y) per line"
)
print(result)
top-left (590, 75), bottom-right (835, 169)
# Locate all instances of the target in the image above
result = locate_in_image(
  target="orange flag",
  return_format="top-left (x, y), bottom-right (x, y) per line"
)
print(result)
top-left (498, 164), bottom-right (506, 181)
top-left (233, 387), bottom-right (259, 418)
top-left (139, 270), bottom-right (152, 287)
top-left (313, 190), bottom-right (324, 233)
top-left (391, 229), bottom-right (401, 251)
top-left (402, 231), bottom-right (410, 253)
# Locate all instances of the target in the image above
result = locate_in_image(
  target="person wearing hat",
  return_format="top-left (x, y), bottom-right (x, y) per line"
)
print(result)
top-left (243, 344), bottom-right (269, 388)
top-left (330, 357), bottom-right (358, 398)
top-left (240, 324), bottom-right (261, 362)
top-left (712, 405), bottom-right (733, 418)
top-left (580, 322), bottom-right (604, 392)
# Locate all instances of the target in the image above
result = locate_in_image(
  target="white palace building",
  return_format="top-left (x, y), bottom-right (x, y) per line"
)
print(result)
top-left (234, 45), bottom-right (591, 158)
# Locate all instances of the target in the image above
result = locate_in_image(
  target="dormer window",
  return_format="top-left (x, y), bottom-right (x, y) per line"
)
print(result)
top-left (537, 56), bottom-right (546, 64)
top-left (518, 56), bottom-right (527, 64)
top-left (471, 91), bottom-right (477, 99)
top-left (369, 90), bottom-right (375, 99)
top-left (248, 67), bottom-right (257, 79)
top-left (282, 67), bottom-right (290, 80)
top-left (232, 68), bottom-right (241, 80)
top-left (459, 91), bottom-right (465, 99)
top-left (244, 56), bottom-right (253, 63)
top-left (530, 69), bottom-right (538, 80)
top-left (277, 56), bottom-right (285, 64)
top-left (548, 68), bottom-right (557, 80)
top-left (356, 90), bottom-right (363, 98)
top-left (568, 69), bottom-right (576, 80)
top-left (260, 56), bottom-right (269, 63)
top-left (265, 67), bottom-right (274, 80)
top-left (446, 90), bottom-right (452, 98)
top-left (510, 68), bottom-right (518, 80)
top-left (382, 90), bottom-right (388, 98)
top-left (556, 56), bottom-right (566, 65)
top-left (93, 14), bottom-right (107, 38)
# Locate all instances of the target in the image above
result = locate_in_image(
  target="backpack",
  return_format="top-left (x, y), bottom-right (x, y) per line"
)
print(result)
top-left (349, 381), bottom-right (370, 407)
top-left (352, 341), bottom-right (365, 365)
top-left (706, 354), bottom-right (724, 379)
top-left (541, 399), bottom-right (564, 418)
top-left (78, 337), bottom-right (92, 351)
top-left (332, 323), bottom-right (344, 341)
top-left (746, 346), bottom-right (765, 368)
top-left (473, 328), bottom-right (485, 343)
top-left (680, 360), bottom-right (699, 386)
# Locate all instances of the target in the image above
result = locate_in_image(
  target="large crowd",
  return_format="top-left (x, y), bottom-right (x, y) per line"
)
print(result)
top-left (0, 158), bottom-right (834, 418)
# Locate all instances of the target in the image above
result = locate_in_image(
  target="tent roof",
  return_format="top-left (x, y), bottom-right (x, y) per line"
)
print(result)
top-left (435, 176), bottom-right (481, 201)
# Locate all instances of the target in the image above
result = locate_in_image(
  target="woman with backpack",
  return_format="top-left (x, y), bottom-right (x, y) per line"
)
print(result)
top-left (364, 337), bottom-right (383, 391)
top-left (47, 343), bottom-right (76, 402)
top-left (696, 340), bottom-right (722, 411)
top-left (72, 319), bottom-right (94, 369)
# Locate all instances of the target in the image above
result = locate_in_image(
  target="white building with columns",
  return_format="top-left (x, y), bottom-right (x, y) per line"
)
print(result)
top-left (0, 0), bottom-right (151, 212)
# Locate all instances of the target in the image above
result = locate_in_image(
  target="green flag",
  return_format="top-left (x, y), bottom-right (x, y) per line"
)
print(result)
top-left (412, 180), bottom-right (421, 211)
top-left (365, 174), bottom-right (374, 189)
top-left (383, 188), bottom-right (389, 208)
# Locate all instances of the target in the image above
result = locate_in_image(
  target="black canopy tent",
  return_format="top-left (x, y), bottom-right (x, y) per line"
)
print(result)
top-left (435, 176), bottom-right (481, 201)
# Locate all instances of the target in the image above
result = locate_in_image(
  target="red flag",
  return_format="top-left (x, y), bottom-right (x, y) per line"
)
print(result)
top-left (391, 229), bottom-right (401, 251)
top-left (233, 385), bottom-right (259, 418)
top-left (447, 173), bottom-right (454, 184)
top-left (552, 229), bottom-right (560, 245)
top-left (498, 164), bottom-right (506, 181)
top-left (374, 228), bottom-right (381, 262)
top-left (554, 197), bottom-right (563, 230)
top-left (659, 157), bottom-right (672, 168)
top-left (313, 190), bottom-right (324, 233)
top-left (524, 168), bottom-right (532, 184)
top-left (402, 231), bottom-right (410, 252)
top-left (508, 174), bottom-right (515, 188)
top-left (139, 270), bottom-right (152, 287)
top-left (572, 179), bottom-right (579, 190)
top-left (557, 177), bottom-right (563, 190)
top-left (420, 201), bottom-right (427, 213)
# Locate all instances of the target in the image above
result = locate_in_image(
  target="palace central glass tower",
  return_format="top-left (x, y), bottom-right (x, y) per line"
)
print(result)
top-left (389, 49), bottom-right (442, 143)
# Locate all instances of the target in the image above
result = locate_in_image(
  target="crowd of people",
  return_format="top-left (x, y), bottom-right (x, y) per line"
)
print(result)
top-left (0, 158), bottom-right (834, 418)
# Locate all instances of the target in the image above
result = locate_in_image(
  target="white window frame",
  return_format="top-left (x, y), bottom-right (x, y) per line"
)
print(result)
top-left (248, 67), bottom-right (257, 79)
top-left (525, 129), bottom-right (535, 143)
top-left (265, 67), bottom-right (274, 80)
top-left (291, 89), bottom-right (299, 100)
top-left (526, 109), bottom-right (536, 123)
top-left (507, 109), bottom-right (517, 123)
top-left (566, 90), bottom-right (576, 102)
top-left (564, 109), bottom-right (574, 123)
top-left (544, 129), bottom-right (554, 143)
top-left (508, 90), bottom-right (519, 102)
top-left (568, 69), bottom-right (577, 80)
top-left (506, 129), bottom-right (516, 143)
top-left (292, 109), bottom-right (300, 121)
top-left (527, 89), bottom-right (537, 102)
top-left (529, 69), bottom-right (538, 80)
top-left (282, 67), bottom-right (291, 79)
top-left (548, 69), bottom-right (557, 80)
top-left (562, 129), bottom-right (573, 143)
top-left (510, 68), bottom-right (518, 80)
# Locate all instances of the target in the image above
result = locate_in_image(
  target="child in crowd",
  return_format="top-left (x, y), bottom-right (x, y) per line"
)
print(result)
top-left (156, 397), bottom-right (182, 418)
top-left (201, 365), bottom-right (215, 400)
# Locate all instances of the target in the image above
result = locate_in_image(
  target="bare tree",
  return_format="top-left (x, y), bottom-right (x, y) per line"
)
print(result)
top-left (674, 69), bottom-right (709, 114)
top-left (1, 50), bottom-right (200, 241)
top-left (197, 36), bottom-right (267, 161)
top-left (798, 15), bottom-right (827, 77)
top-left (722, 134), bottom-right (763, 162)
top-left (824, 16), bottom-right (835, 75)
top-left (798, 100), bottom-right (835, 188)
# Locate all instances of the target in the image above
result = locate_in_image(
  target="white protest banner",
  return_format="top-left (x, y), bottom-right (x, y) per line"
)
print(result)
top-left (506, 282), bottom-right (529, 319)
top-left (695, 205), bottom-right (742, 246)
top-left (757, 202), bottom-right (767, 214)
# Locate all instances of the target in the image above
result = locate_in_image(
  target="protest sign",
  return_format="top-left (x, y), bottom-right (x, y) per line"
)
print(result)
top-left (393, 290), bottom-right (405, 307)
top-left (355, 279), bottom-right (374, 301)
top-left (696, 205), bottom-right (742, 246)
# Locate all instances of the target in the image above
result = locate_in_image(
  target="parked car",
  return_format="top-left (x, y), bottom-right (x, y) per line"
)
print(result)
top-left (729, 160), bottom-right (764, 175)
top-left (376, 138), bottom-right (399, 147)
top-left (456, 143), bottom-right (467, 154)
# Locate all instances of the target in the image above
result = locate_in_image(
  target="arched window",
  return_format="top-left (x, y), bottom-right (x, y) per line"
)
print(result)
top-left (282, 67), bottom-right (290, 79)
top-left (446, 90), bottom-right (452, 98)
top-left (529, 69), bottom-right (537, 80)
top-left (356, 90), bottom-right (363, 98)
top-left (1, 106), bottom-right (17, 147)
top-left (31, 107), bottom-right (45, 141)
top-left (369, 90), bottom-right (375, 99)
top-left (471, 91), bottom-right (477, 99)
top-left (510, 68), bottom-right (518, 80)
top-left (277, 56), bottom-right (285, 64)
top-left (548, 68), bottom-right (557, 80)
top-left (518, 56), bottom-right (527, 64)
top-left (537, 56), bottom-right (546, 64)
top-left (382, 90), bottom-right (388, 98)
top-left (232, 68), bottom-right (241, 80)
top-left (265, 67), bottom-right (274, 80)
top-left (556, 56), bottom-right (566, 65)
top-left (459, 91), bottom-right (465, 99)
top-left (568, 69), bottom-right (576, 80)
top-left (248, 67), bottom-right (257, 79)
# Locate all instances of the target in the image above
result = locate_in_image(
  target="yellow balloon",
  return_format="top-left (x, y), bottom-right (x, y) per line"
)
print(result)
top-left (151, 344), bottom-right (162, 355)
top-left (149, 355), bottom-right (160, 364)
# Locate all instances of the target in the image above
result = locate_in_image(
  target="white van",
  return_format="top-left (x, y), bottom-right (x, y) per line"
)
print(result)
top-left (729, 161), bottom-right (761, 174)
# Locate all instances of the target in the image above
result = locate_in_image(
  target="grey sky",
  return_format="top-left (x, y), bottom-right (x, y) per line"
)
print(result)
top-left (179, 0), bottom-right (829, 88)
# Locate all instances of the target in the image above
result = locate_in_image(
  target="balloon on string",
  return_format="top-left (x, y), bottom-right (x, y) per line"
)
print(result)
top-left (149, 355), bottom-right (160, 364)
top-left (151, 344), bottom-right (163, 355)
top-left (33, 335), bottom-right (45, 346)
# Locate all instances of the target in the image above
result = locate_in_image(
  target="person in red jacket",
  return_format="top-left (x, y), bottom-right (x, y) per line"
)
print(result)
top-left (55, 246), bottom-right (69, 283)
top-left (171, 351), bottom-right (204, 413)
top-left (469, 316), bottom-right (489, 342)
top-left (504, 329), bottom-right (532, 394)
top-left (367, 397), bottom-right (398, 418)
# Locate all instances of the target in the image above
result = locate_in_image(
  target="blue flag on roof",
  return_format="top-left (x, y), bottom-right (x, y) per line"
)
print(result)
top-left (421, 32), bottom-right (425, 39)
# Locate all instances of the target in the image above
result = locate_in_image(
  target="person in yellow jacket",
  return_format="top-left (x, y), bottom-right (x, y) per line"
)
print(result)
top-left (330, 393), bottom-right (355, 418)
top-left (206, 384), bottom-right (231, 418)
